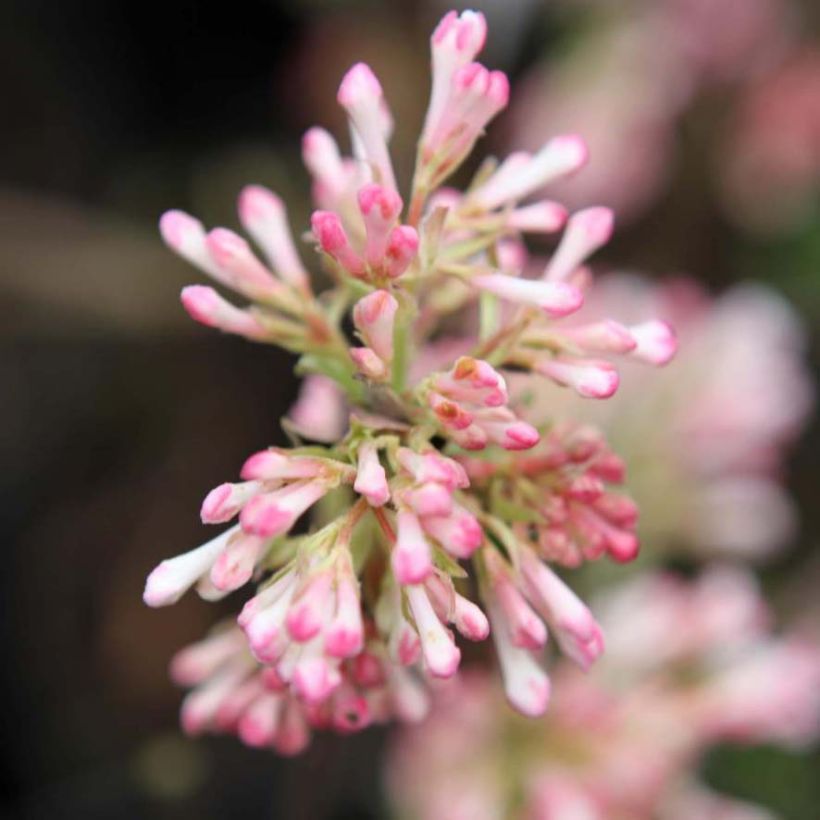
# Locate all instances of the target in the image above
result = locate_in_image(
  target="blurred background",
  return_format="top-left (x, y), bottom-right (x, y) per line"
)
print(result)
top-left (2, 0), bottom-right (819, 817)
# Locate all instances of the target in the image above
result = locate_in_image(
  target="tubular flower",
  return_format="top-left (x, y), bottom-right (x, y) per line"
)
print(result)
top-left (145, 9), bottom-right (674, 752)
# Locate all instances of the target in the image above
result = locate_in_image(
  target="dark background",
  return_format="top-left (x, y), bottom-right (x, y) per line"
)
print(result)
top-left (1, 1), bottom-right (819, 818)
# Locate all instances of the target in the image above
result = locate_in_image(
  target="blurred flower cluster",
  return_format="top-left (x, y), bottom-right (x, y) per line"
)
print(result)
top-left (508, 0), bottom-right (820, 234)
top-left (143, 10), bottom-right (677, 754)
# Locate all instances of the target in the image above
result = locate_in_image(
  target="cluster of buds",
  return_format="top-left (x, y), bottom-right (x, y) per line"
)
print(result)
top-left (387, 568), bottom-right (820, 820)
top-left (145, 9), bottom-right (675, 753)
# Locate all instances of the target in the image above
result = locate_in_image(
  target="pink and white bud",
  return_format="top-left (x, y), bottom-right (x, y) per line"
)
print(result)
top-left (325, 576), bottom-right (364, 658)
top-left (302, 127), bottom-right (351, 209)
top-left (472, 135), bottom-right (588, 209)
top-left (200, 480), bottom-right (261, 524)
top-left (393, 510), bottom-right (434, 584)
top-left (487, 597), bottom-right (551, 716)
top-left (352, 289), bottom-right (398, 362)
top-left (237, 185), bottom-right (310, 291)
top-left (291, 655), bottom-right (342, 705)
top-left (288, 375), bottom-right (347, 444)
top-left (507, 200), bottom-right (568, 234)
top-left (240, 449), bottom-right (326, 482)
top-left (405, 584), bottom-right (461, 678)
top-left (558, 320), bottom-right (637, 355)
top-left (421, 501), bottom-right (483, 559)
top-left (143, 525), bottom-right (237, 607)
top-left (159, 210), bottom-right (225, 283)
top-left (628, 319), bottom-right (678, 365)
top-left (311, 210), bottom-right (366, 278)
top-left (285, 570), bottom-right (334, 642)
top-left (425, 573), bottom-right (490, 641)
top-left (180, 665), bottom-right (249, 735)
top-left (237, 692), bottom-right (283, 747)
top-left (209, 532), bottom-right (267, 592)
top-left (397, 448), bottom-right (469, 490)
top-left (519, 548), bottom-right (604, 671)
top-left (424, 10), bottom-right (488, 142)
top-left (242, 580), bottom-right (296, 664)
top-left (428, 391), bottom-right (474, 431)
top-left (357, 185), bottom-right (403, 269)
top-left (213, 674), bottom-right (267, 732)
top-left (402, 483), bottom-right (454, 518)
top-left (486, 552), bottom-right (548, 650)
top-left (471, 274), bottom-right (584, 317)
top-left (536, 358), bottom-right (620, 399)
top-left (433, 356), bottom-right (508, 407)
top-left (337, 63), bottom-right (397, 191)
top-left (350, 346), bottom-right (388, 381)
top-left (275, 699), bottom-right (311, 756)
top-left (180, 285), bottom-right (269, 340)
top-left (205, 227), bottom-right (282, 300)
top-left (354, 441), bottom-right (390, 507)
top-left (544, 207), bottom-right (614, 282)
top-left (473, 407), bottom-right (540, 451)
top-left (449, 422), bottom-right (489, 451)
top-left (239, 479), bottom-right (329, 537)
top-left (384, 225), bottom-right (419, 279)
top-left (170, 628), bottom-right (245, 687)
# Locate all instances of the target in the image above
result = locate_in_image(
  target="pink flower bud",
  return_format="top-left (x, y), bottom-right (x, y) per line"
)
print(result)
top-left (287, 375), bottom-right (347, 444)
top-left (325, 576), bottom-right (364, 658)
top-left (507, 200), bottom-right (568, 234)
top-left (286, 571), bottom-right (333, 641)
top-left (558, 319), bottom-right (637, 354)
top-left (473, 407), bottom-right (540, 450)
top-left (487, 596), bottom-right (551, 717)
top-left (274, 699), bottom-right (311, 756)
top-left (159, 210), bottom-right (226, 284)
top-left (200, 480), bottom-right (261, 523)
top-left (358, 184), bottom-right (403, 269)
top-left (170, 628), bottom-right (245, 687)
top-left (310, 210), bottom-right (366, 278)
top-left (472, 274), bottom-right (584, 317)
top-left (428, 391), bottom-right (474, 430)
top-left (291, 656), bottom-right (342, 705)
top-left (472, 135), bottom-right (588, 209)
top-left (237, 693), bottom-right (283, 747)
top-left (536, 357), bottom-right (620, 399)
top-left (384, 225), bottom-right (419, 279)
top-left (354, 441), bottom-right (390, 507)
top-left (487, 552), bottom-right (548, 650)
top-left (421, 501), bottom-right (483, 559)
top-left (237, 185), bottom-right (310, 291)
top-left (424, 11), bottom-right (487, 141)
top-left (628, 319), bottom-right (678, 365)
top-left (352, 290), bottom-right (398, 362)
top-left (433, 356), bottom-right (509, 407)
top-left (180, 285), bottom-right (269, 340)
top-left (240, 449), bottom-right (326, 482)
top-left (205, 227), bottom-right (285, 301)
top-left (239, 479), bottom-right (329, 537)
top-left (402, 483), bottom-right (454, 517)
top-left (302, 127), bottom-right (350, 209)
top-left (397, 448), bottom-right (470, 489)
top-left (209, 532), bottom-right (266, 592)
top-left (544, 207), bottom-right (614, 282)
top-left (449, 422), bottom-right (489, 450)
top-left (350, 346), bottom-right (388, 381)
top-left (405, 584), bottom-right (461, 678)
top-left (393, 511), bottom-right (434, 584)
top-left (143, 526), bottom-right (237, 607)
top-left (519, 547), bottom-right (605, 671)
top-left (337, 63), bottom-right (397, 191)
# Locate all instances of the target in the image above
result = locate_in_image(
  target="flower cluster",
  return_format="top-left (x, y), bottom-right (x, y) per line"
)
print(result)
top-left (387, 567), bottom-right (820, 820)
top-left (144, 9), bottom-right (674, 753)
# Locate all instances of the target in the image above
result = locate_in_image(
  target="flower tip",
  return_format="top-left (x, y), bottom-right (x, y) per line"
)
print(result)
top-left (550, 134), bottom-right (589, 174)
top-left (205, 227), bottom-right (248, 266)
top-left (630, 319), bottom-right (678, 365)
top-left (337, 62), bottom-right (382, 107)
top-left (159, 209), bottom-right (199, 249)
top-left (508, 672), bottom-right (551, 717)
top-left (357, 183), bottom-right (402, 218)
top-left (310, 210), bottom-right (346, 252)
top-left (571, 206), bottom-right (614, 245)
top-left (238, 184), bottom-right (283, 224)
top-left (143, 562), bottom-right (179, 608)
top-left (578, 367), bottom-right (619, 399)
top-left (542, 282), bottom-right (585, 317)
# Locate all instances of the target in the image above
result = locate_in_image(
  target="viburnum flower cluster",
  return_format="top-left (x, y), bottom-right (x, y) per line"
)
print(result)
top-left (387, 568), bottom-right (820, 820)
top-left (144, 10), bottom-right (675, 753)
